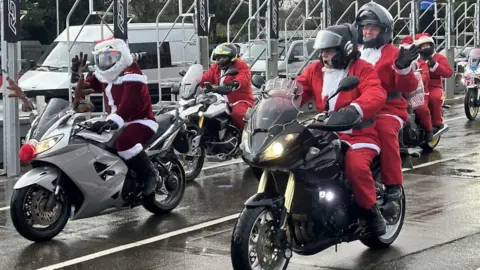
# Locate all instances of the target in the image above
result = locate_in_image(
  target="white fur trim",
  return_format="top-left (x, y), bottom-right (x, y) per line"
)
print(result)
top-left (350, 103), bottom-right (364, 118)
top-left (379, 114), bottom-right (404, 129)
top-left (118, 143), bottom-right (143, 160)
top-left (104, 83), bottom-right (117, 113)
top-left (122, 73), bottom-right (148, 84)
top-left (350, 143), bottom-right (381, 154)
top-left (430, 61), bottom-right (439, 72)
top-left (106, 113), bottom-right (125, 128)
top-left (322, 68), bottom-right (350, 111)
top-left (415, 36), bottom-right (434, 46)
top-left (393, 64), bottom-right (412, 75)
top-left (128, 119), bottom-right (159, 133)
top-left (360, 47), bottom-right (382, 65)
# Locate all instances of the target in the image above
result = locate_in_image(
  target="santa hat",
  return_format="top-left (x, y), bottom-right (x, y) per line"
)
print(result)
top-left (414, 33), bottom-right (434, 46)
top-left (399, 35), bottom-right (413, 48)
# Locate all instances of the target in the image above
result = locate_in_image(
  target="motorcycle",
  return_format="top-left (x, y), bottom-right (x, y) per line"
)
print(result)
top-left (10, 98), bottom-right (187, 242)
top-left (171, 64), bottom-right (244, 181)
top-left (463, 69), bottom-right (480, 120)
top-left (399, 68), bottom-right (449, 156)
top-left (231, 75), bottom-right (405, 269)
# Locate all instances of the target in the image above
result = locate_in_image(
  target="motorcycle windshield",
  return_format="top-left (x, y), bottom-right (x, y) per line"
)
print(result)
top-left (29, 98), bottom-right (71, 141)
top-left (468, 49), bottom-right (480, 71)
top-left (249, 78), bottom-right (303, 150)
top-left (180, 64), bottom-right (204, 99)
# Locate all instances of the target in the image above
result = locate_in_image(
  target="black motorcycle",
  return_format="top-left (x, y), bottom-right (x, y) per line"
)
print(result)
top-left (231, 75), bottom-right (405, 269)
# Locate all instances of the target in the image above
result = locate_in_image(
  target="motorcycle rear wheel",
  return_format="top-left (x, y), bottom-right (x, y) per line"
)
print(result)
top-left (142, 156), bottom-right (186, 215)
top-left (10, 185), bottom-right (70, 242)
top-left (360, 188), bottom-right (406, 249)
top-left (420, 135), bottom-right (441, 153)
top-left (231, 207), bottom-right (290, 270)
top-left (464, 87), bottom-right (479, 120)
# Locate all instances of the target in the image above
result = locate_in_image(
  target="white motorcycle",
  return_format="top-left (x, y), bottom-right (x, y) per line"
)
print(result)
top-left (170, 64), bottom-right (243, 181)
top-left (11, 98), bottom-right (187, 242)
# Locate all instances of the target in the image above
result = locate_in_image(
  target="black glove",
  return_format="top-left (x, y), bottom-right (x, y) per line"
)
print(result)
top-left (227, 80), bottom-right (240, 90)
top-left (71, 52), bottom-right (88, 84)
top-left (90, 120), bottom-right (119, 134)
top-left (215, 86), bottom-right (232, 94)
top-left (395, 45), bottom-right (420, 70)
top-left (426, 56), bottom-right (436, 68)
top-left (326, 105), bottom-right (361, 126)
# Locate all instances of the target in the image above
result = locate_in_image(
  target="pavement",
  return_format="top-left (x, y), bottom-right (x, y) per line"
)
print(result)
top-left (0, 102), bottom-right (480, 270)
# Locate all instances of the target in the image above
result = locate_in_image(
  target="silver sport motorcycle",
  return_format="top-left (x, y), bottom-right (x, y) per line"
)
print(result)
top-left (10, 98), bottom-right (187, 242)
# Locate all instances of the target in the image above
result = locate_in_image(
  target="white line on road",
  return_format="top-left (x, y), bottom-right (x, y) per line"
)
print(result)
top-left (35, 148), bottom-right (480, 269)
top-left (0, 206), bottom-right (9, 211)
top-left (36, 213), bottom-right (240, 270)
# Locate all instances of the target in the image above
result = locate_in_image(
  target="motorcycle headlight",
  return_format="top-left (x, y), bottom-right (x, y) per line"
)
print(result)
top-left (260, 133), bottom-right (298, 161)
top-left (241, 129), bottom-right (251, 153)
top-left (35, 134), bottom-right (64, 154)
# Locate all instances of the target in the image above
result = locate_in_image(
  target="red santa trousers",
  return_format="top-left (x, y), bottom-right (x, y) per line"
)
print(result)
top-left (116, 123), bottom-right (155, 160)
top-left (429, 87), bottom-right (444, 126)
top-left (415, 95), bottom-right (433, 132)
top-left (344, 148), bottom-right (378, 209)
top-left (230, 102), bottom-right (250, 130)
top-left (376, 115), bottom-right (403, 186)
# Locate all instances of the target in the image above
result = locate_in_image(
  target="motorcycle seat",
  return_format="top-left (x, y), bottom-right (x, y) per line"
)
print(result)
top-left (143, 114), bottom-right (175, 147)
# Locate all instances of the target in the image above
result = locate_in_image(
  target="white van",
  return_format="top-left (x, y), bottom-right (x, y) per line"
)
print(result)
top-left (19, 23), bottom-right (198, 109)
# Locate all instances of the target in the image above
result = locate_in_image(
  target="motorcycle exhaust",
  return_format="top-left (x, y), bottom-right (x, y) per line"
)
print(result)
top-left (433, 124), bottom-right (449, 138)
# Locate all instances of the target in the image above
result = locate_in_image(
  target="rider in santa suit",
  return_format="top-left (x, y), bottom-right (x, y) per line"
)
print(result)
top-left (200, 43), bottom-right (255, 130)
top-left (415, 33), bottom-right (454, 132)
top-left (71, 37), bottom-right (160, 197)
top-left (399, 35), bottom-right (434, 142)
top-left (297, 24), bottom-right (388, 236)
top-left (355, 2), bottom-right (420, 202)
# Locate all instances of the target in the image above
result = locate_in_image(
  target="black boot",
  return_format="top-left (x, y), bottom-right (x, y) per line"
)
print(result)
top-left (425, 131), bottom-right (434, 142)
top-left (128, 151), bottom-right (159, 196)
top-left (384, 184), bottom-right (403, 201)
top-left (365, 205), bottom-right (387, 236)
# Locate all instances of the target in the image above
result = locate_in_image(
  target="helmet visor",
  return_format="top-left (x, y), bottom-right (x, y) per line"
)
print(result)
top-left (313, 30), bottom-right (343, 50)
top-left (94, 51), bottom-right (122, 71)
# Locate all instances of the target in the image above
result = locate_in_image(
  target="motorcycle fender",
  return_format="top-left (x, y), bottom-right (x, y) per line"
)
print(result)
top-left (244, 192), bottom-right (285, 207)
top-left (13, 166), bottom-right (58, 191)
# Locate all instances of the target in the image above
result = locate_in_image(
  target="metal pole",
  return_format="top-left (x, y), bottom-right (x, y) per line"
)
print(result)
top-left (445, 0), bottom-right (455, 99)
top-left (265, 0), bottom-right (278, 80)
top-left (1, 0), bottom-right (21, 177)
top-left (195, 0), bottom-right (210, 70)
top-left (56, 0), bottom-right (60, 36)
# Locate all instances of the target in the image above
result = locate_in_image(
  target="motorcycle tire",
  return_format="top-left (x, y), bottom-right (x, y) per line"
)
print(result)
top-left (231, 207), bottom-right (290, 270)
top-left (360, 188), bottom-right (406, 250)
top-left (183, 145), bottom-right (206, 182)
top-left (464, 87), bottom-right (479, 120)
top-left (10, 185), bottom-right (70, 242)
top-left (420, 135), bottom-right (441, 153)
top-left (142, 156), bottom-right (186, 215)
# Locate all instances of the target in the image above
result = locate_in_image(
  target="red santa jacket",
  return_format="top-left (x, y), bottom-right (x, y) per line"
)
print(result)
top-left (297, 59), bottom-right (386, 153)
top-left (200, 58), bottom-right (255, 106)
top-left (85, 63), bottom-right (158, 132)
top-left (360, 43), bottom-right (419, 123)
top-left (417, 58), bottom-right (430, 92)
top-left (427, 53), bottom-right (454, 90)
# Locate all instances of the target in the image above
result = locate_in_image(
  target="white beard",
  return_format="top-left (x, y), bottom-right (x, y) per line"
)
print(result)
top-left (322, 67), bottom-right (349, 112)
top-left (359, 46), bottom-right (384, 66)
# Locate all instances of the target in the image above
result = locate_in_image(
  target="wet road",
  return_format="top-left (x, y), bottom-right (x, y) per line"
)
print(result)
top-left (1, 103), bottom-right (480, 270)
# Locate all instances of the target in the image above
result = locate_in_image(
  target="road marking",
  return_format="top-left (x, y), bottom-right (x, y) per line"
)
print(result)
top-left (0, 206), bottom-right (9, 211)
top-left (34, 148), bottom-right (479, 268)
top-left (443, 116), bottom-right (465, 122)
top-left (36, 213), bottom-right (240, 270)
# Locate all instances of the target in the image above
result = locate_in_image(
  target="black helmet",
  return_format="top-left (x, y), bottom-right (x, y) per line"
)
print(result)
top-left (313, 23), bottom-right (360, 69)
top-left (212, 43), bottom-right (238, 69)
top-left (355, 2), bottom-right (394, 48)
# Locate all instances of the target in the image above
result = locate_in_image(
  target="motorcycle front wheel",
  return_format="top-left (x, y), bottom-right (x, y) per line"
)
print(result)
top-left (231, 207), bottom-right (290, 270)
top-left (181, 145), bottom-right (206, 182)
top-left (10, 185), bottom-right (70, 242)
top-left (464, 87), bottom-right (479, 120)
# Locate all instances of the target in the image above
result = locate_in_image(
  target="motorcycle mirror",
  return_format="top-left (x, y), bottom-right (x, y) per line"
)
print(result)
top-left (252, 74), bottom-right (265, 89)
top-left (224, 69), bottom-right (239, 77)
top-left (179, 70), bottom-right (187, 77)
top-left (337, 76), bottom-right (360, 92)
